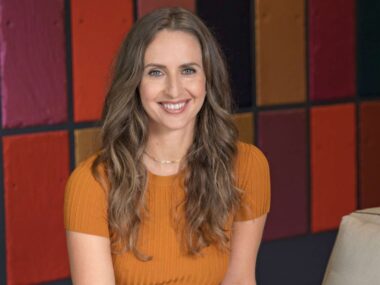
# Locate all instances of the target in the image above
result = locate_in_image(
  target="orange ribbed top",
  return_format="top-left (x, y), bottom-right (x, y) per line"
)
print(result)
top-left (64, 141), bottom-right (271, 284)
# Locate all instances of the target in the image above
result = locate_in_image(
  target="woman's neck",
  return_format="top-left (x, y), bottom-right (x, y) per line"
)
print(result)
top-left (146, 129), bottom-right (193, 160)
top-left (143, 126), bottom-right (194, 176)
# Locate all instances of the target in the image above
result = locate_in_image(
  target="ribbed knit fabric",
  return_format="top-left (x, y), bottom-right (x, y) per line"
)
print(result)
top-left (64, 141), bottom-right (271, 284)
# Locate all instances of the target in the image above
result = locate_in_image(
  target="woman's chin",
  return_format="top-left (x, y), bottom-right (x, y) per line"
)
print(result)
top-left (150, 120), bottom-right (195, 134)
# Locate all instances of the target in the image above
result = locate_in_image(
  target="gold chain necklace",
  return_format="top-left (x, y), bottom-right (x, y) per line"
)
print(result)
top-left (144, 151), bottom-right (182, 164)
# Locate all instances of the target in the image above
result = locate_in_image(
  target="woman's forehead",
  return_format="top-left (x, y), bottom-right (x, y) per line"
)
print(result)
top-left (143, 30), bottom-right (203, 65)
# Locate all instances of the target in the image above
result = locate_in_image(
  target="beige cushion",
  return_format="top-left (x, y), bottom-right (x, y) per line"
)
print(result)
top-left (322, 207), bottom-right (380, 285)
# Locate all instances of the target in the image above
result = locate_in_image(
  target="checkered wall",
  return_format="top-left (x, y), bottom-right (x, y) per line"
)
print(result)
top-left (0, 0), bottom-right (379, 284)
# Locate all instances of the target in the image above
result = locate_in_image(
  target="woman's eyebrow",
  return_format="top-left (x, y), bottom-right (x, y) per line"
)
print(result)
top-left (143, 62), bottom-right (202, 69)
top-left (180, 62), bottom-right (202, 68)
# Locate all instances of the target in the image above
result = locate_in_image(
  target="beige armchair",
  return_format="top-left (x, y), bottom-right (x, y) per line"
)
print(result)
top-left (322, 207), bottom-right (380, 285)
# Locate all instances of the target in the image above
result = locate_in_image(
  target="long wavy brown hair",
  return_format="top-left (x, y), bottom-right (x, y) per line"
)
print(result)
top-left (91, 7), bottom-right (242, 261)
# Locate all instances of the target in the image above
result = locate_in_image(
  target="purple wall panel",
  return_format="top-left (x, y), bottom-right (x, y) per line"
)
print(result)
top-left (309, 0), bottom-right (356, 101)
top-left (0, 0), bottom-right (67, 128)
top-left (258, 109), bottom-right (308, 240)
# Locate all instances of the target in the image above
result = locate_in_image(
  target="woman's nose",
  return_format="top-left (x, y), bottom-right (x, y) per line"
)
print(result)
top-left (165, 74), bottom-right (183, 98)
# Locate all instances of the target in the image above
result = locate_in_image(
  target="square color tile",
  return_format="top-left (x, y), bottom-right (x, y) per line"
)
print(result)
top-left (3, 131), bottom-right (70, 284)
top-left (232, 112), bottom-right (254, 144)
top-left (258, 109), bottom-right (308, 240)
top-left (71, 0), bottom-right (133, 122)
top-left (137, 0), bottom-right (195, 18)
top-left (197, 0), bottom-right (253, 108)
top-left (74, 127), bottom-right (101, 165)
top-left (359, 101), bottom-right (380, 208)
top-left (256, 0), bottom-right (306, 106)
top-left (308, 0), bottom-right (356, 101)
top-left (0, 0), bottom-right (67, 128)
top-left (357, 1), bottom-right (380, 97)
top-left (310, 103), bottom-right (356, 232)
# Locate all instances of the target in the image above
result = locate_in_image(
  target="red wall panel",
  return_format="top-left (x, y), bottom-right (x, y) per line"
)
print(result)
top-left (71, 0), bottom-right (134, 122)
top-left (311, 104), bottom-right (356, 232)
top-left (3, 131), bottom-right (70, 284)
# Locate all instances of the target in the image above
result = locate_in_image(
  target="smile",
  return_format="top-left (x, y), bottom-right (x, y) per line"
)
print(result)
top-left (158, 99), bottom-right (190, 114)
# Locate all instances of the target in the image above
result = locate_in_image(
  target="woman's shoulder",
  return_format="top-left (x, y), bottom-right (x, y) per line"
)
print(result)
top-left (69, 153), bottom-right (97, 179)
top-left (236, 141), bottom-right (269, 168)
top-left (64, 153), bottom-right (110, 237)
top-left (66, 153), bottom-right (108, 193)
top-left (234, 141), bottom-right (270, 183)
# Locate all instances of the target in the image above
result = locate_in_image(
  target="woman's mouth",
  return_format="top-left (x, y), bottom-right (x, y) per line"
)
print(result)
top-left (158, 99), bottom-right (190, 114)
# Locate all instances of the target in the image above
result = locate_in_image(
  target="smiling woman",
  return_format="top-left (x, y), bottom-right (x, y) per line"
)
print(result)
top-left (63, 7), bottom-right (270, 285)
top-left (139, 30), bottom-right (206, 135)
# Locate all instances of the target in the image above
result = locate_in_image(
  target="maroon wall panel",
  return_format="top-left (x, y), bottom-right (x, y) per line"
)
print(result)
top-left (0, 0), bottom-right (67, 128)
top-left (137, 0), bottom-right (195, 18)
top-left (309, 0), bottom-right (356, 101)
top-left (258, 109), bottom-right (308, 240)
top-left (360, 102), bottom-right (380, 208)
top-left (3, 131), bottom-right (70, 284)
top-left (311, 104), bottom-right (356, 232)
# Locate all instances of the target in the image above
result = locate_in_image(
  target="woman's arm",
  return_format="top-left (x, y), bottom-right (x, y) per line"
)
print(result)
top-left (66, 231), bottom-right (116, 285)
top-left (221, 214), bottom-right (268, 285)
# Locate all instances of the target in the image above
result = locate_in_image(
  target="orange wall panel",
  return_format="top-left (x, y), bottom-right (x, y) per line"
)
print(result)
top-left (255, 0), bottom-right (306, 106)
top-left (71, 0), bottom-right (134, 122)
top-left (311, 104), bottom-right (356, 232)
top-left (232, 112), bottom-right (254, 144)
top-left (74, 127), bottom-right (101, 165)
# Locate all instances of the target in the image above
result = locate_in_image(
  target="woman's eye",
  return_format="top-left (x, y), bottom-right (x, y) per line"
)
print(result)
top-left (148, 70), bottom-right (162, 77)
top-left (183, 68), bottom-right (196, 75)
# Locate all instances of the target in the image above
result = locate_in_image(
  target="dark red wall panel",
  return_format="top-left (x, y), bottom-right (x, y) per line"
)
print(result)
top-left (138, 0), bottom-right (195, 18)
top-left (360, 102), bottom-right (380, 208)
top-left (0, 0), bottom-right (67, 128)
top-left (3, 131), bottom-right (70, 284)
top-left (258, 109), bottom-right (308, 240)
top-left (309, 0), bottom-right (356, 101)
top-left (311, 104), bottom-right (356, 232)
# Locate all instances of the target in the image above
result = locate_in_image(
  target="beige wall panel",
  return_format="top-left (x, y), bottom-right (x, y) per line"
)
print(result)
top-left (256, 0), bottom-right (306, 106)
top-left (74, 127), bottom-right (101, 165)
top-left (233, 112), bottom-right (254, 144)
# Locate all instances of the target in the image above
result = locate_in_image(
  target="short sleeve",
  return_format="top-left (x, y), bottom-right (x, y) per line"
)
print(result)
top-left (233, 142), bottom-right (271, 221)
top-left (63, 156), bottom-right (110, 238)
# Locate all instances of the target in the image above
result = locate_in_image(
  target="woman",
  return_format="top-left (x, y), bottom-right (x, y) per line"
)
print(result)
top-left (64, 7), bottom-right (270, 285)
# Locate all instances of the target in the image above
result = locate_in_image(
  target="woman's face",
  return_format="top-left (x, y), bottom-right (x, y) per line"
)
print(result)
top-left (138, 29), bottom-right (206, 134)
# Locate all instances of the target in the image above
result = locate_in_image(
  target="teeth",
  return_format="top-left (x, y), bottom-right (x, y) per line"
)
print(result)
top-left (162, 102), bottom-right (186, 110)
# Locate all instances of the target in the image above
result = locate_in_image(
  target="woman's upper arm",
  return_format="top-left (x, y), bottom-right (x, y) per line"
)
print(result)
top-left (233, 143), bottom-right (271, 222)
top-left (222, 214), bottom-right (268, 285)
top-left (64, 157), bottom-right (115, 284)
top-left (66, 231), bottom-right (115, 284)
